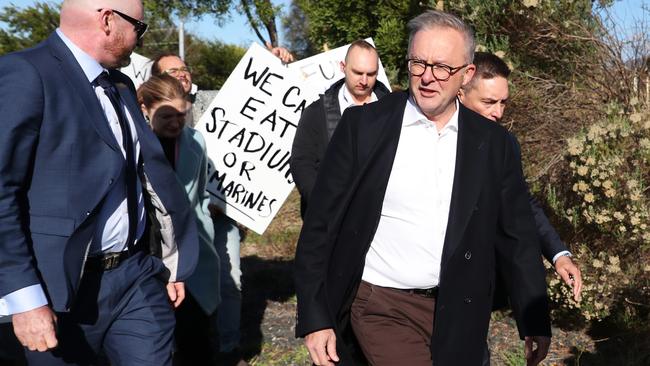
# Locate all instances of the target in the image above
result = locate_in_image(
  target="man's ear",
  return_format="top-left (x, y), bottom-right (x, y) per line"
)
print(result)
top-left (458, 88), bottom-right (466, 101)
top-left (461, 64), bottom-right (476, 87)
top-left (340, 61), bottom-right (346, 73)
top-left (98, 9), bottom-right (112, 35)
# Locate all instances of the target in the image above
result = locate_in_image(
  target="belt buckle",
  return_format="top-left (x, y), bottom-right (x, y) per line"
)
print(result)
top-left (423, 287), bottom-right (438, 298)
top-left (103, 252), bottom-right (121, 270)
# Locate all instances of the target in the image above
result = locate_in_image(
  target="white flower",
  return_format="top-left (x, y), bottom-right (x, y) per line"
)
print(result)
top-left (522, 0), bottom-right (539, 7)
top-left (593, 259), bottom-right (604, 268)
top-left (567, 137), bottom-right (584, 155)
top-left (577, 166), bottom-right (589, 176)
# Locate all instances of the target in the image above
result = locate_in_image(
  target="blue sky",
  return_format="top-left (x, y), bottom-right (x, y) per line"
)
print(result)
top-left (0, 0), bottom-right (647, 47)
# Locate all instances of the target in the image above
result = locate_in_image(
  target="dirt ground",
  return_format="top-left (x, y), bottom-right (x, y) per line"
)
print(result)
top-left (236, 190), bottom-right (650, 366)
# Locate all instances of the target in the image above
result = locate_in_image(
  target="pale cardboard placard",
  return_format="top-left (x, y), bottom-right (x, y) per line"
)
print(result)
top-left (288, 38), bottom-right (392, 104)
top-left (120, 52), bottom-right (152, 89)
top-left (195, 43), bottom-right (307, 234)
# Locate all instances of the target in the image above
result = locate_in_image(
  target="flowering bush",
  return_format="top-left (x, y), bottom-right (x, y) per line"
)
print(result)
top-left (547, 246), bottom-right (629, 321)
top-left (548, 102), bottom-right (649, 320)
top-left (563, 102), bottom-right (649, 249)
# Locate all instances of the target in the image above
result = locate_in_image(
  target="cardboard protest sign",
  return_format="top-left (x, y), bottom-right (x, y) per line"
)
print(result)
top-left (195, 43), bottom-right (307, 234)
top-left (288, 38), bottom-right (392, 104)
top-left (120, 52), bottom-right (152, 89)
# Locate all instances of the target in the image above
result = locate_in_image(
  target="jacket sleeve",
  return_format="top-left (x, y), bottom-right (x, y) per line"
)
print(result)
top-left (529, 194), bottom-right (569, 263)
top-left (293, 107), bottom-right (357, 338)
top-left (496, 133), bottom-right (551, 338)
top-left (291, 102), bottom-right (323, 215)
top-left (0, 54), bottom-right (47, 300)
top-left (509, 134), bottom-right (568, 263)
top-left (196, 132), bottom-right (216, 249)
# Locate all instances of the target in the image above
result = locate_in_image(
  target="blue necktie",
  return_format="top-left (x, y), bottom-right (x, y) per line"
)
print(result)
top-left (93, 72), bottom-right (138, 250)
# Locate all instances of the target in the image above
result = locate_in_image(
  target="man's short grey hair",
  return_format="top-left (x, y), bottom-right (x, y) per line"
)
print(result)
top-left (407, 10), bottom-right (475, 64)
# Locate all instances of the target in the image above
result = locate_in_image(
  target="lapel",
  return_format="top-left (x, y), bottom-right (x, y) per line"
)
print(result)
top-left (356, 92), bottom-right (407, 170)
top-left (111, 71), bottom-right (157, 167)
top-left (111, 72), bottom-right (146, 140)
top-left (440, 104), bottom-right (489, 267)
top-left (46, 34), bottom-right (120, 152)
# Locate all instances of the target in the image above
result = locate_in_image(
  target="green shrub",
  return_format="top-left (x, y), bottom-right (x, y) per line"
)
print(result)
top-left (548, 103), bottom-right (650, 321)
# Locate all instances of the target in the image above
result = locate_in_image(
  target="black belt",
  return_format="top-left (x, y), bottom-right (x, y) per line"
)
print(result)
top-left (396, 286), bottom-right (439, 299)
top-left (85, 241), bottom-right (147, 272)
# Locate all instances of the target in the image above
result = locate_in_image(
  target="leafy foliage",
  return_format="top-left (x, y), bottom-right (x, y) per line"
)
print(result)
top-left (280, 1), bottom-right (317, 59)
top-left (0, 2), bottom-right (59, 55)
top-left (190, 39), bottom-right (246, 90)
top-left (295, 0), bottom-right (431, 85)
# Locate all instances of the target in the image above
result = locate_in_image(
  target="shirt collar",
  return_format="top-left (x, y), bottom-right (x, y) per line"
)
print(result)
top-left (403, 95), bottom-right (460, 133)
top-left (338, 83), bottom-right (378, 114)
top-left (56, 28), bottom-right (105, 83)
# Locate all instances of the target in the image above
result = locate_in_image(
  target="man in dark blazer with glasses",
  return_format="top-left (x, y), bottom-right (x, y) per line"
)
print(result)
top-left (295, 10), bottom-right (551, 366)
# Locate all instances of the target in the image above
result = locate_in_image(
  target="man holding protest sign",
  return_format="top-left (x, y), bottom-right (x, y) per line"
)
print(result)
top-left (0, 0), bottom-right (198, 364)
top-left (291, 40), bottom-right (390, 216)
top-left (294, 10), bottom-right (551, 366)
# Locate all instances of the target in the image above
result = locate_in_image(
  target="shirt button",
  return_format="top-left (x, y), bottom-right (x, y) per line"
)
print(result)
top-left (86, 211), bottom-right (91, 216)
top-left (109, 178), bottom-right (114, 185)
top-left (465, 251), bottom-right (472, 260)
top-left (464, 297), bottom-right (472, 304)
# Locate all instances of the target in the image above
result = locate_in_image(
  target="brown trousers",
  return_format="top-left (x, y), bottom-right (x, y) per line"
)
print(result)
top-left (351, 281), bottom-right (436, 366)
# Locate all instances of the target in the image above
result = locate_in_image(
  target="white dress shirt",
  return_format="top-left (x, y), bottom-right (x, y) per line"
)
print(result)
top-left (338, 83), bottom-right (378, 115)
top-left (362, 97), bottom-right (460, 289)
top-left (0, 29), bottom-right (145, 316)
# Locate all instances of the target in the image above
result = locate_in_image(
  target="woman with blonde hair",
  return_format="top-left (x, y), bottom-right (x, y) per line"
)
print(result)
top-left (137, 74), bottom-right (220, 364)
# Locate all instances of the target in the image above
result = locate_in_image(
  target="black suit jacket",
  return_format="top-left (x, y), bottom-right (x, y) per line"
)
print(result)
top-left (294, 92), bottom-right (551, 365)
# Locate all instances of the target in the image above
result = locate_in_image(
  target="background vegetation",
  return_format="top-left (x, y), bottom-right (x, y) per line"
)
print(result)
top-left (1, 0), bottom-right (648, 364)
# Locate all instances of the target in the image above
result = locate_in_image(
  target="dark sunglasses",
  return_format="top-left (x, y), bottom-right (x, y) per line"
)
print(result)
top-left (97, 8), bottom-right (148, 40)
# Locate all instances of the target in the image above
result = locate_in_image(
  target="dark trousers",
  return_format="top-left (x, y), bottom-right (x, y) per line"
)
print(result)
top-left (0, 322), bottom-right (25, 365)
top-left (350, 281), bottom-right (436, 366)
top-left (24, 252), bottom-right (175, 366)
top-left (173, 292), bottom-right (217, 365)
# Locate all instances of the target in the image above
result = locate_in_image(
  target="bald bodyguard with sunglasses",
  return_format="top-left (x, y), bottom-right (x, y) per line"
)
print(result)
top-left (0, 0), bottom-right (199, 365)
top-left (294, 10), bottom-right (551, 366)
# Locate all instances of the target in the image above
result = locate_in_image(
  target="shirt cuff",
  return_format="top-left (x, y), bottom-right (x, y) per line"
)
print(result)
top-left (0, 285), bottom-right (48, 316)
top-left (552, 251), bottom-right (572, 264)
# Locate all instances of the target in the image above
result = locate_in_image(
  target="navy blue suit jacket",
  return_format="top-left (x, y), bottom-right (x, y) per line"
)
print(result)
top-left (0, 33), bottom-right (198, 312)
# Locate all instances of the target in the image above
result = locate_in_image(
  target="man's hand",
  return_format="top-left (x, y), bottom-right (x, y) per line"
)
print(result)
top-left (554, 256), bottom-right (582, 302)
top-left (524, 336), bottom-right (550, 366)
top-left (12, 305), bottom-right (58, 352)
top-left (304, 328), bottom-right (339, 366)
top-left (266, 41), bottom-right (295, 63)
top-left (166, 282), bottom-right (185, 309)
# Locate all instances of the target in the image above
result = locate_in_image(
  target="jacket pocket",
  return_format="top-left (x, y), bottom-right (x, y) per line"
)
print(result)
top-left (29, 215), bottom-right (75, 237)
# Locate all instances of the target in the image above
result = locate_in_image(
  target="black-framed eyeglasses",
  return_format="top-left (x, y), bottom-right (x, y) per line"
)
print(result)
top-left (97, 8), bottom-right (148, 40)
top-left (407, 59), bottom-right (468, 81)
